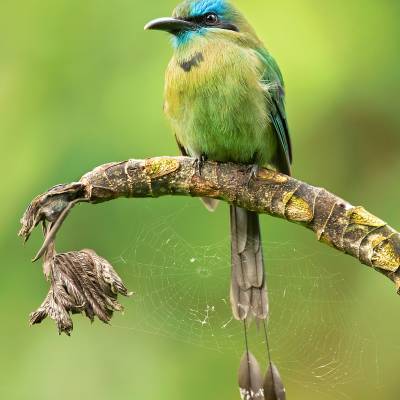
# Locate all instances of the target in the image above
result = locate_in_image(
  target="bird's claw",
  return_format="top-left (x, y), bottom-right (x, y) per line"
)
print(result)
top-left (246, 164), bottom-right (260, 188)
top-left (194, 154), bottom-right (208, 177)
top-left (19, 182), bottom-right (87, 261)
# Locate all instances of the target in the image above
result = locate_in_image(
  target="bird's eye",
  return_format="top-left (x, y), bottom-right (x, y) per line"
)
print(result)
top-left (204, 13), bottom-right (219, 25)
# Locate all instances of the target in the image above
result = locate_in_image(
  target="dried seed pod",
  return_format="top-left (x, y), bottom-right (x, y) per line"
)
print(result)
top-left (263, 362), bottom-right (286, 400)
top-left (238, 352), bottom-right (265, 400)
top-left (30, 247), bottom-right (133, 335)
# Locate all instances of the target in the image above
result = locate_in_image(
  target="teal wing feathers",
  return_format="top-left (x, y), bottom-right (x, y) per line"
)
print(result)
top-left (257, 49), bottom-right (292, 175)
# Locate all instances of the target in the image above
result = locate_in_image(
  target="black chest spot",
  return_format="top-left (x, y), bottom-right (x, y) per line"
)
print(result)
top-left (179, 52), bottom-right (204, 72)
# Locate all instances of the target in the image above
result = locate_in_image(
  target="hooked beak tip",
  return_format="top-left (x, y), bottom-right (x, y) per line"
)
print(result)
top-left (143, 22), bottom-right (153, 31)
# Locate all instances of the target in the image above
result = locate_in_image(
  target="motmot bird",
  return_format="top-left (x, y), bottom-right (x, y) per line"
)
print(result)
top-left (145, 0), bottom-right (292, 323)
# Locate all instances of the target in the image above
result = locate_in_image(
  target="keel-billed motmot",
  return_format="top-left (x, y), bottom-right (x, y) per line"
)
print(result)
top-left (145, 0), bottom-right (292, 332)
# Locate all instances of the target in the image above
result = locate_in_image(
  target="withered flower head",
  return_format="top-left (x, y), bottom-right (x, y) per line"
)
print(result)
top-left (30, 248), bottom-right (133, 336)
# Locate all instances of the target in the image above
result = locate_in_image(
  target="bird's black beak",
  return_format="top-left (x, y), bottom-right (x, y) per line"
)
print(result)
top-left (144, 17), bottom-right (196, 35)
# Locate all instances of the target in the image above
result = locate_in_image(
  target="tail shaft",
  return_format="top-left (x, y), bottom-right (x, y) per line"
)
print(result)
top-left (230, 205), bottom-right (268, 321)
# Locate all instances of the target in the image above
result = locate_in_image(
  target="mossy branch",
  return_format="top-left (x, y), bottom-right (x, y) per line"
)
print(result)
top-left (20, 156), bottom-right (400, 300)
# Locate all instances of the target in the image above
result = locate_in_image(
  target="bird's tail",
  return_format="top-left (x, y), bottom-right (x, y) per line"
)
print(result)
top-left (229, 205), bottom-right (268, 321)
top-left (201, 197), bottom-right (220, 212)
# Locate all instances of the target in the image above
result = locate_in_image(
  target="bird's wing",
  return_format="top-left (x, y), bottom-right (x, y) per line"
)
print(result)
top-left (257, 49), bottom-right (292, 175)
top-left (175, 134), bottom-right (188, 156)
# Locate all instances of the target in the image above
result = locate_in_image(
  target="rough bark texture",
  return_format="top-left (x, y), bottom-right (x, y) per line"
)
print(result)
top-left (20, 157), bottom-right (400, 294)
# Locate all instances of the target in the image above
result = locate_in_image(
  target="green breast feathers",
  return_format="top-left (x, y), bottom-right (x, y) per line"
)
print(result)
top-left (164, 35), bottom-right (278, 165)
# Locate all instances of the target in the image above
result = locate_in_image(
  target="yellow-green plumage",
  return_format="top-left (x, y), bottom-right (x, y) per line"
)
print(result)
top-left (165, 30), bottom-right (279, 165)
top-left (146, 0), bottom-right (292, 323)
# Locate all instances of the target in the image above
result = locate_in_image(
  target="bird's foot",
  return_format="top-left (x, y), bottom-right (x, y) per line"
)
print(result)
top-left (246, 164), bottom-right (260, 188)
top-left (194, 154), bottom-right (208, 177)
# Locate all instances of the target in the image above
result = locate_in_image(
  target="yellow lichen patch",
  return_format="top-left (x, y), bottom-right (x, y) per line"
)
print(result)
top-left (285, 195), bottom-right (313, 222)
top-left (349, 206), bottom-right (386, 227)
top-left (282, 191), bottom-right (294, 206)
top-left (372, 240), bottom-right (400, 272)
top-left (256, 168), bottom-right (288, 184)
top-left (369, 232), bottom-right (390, 249)
top-left (145, 158), bottom-right (180, 179)
top-left (393, 274), bottom-right (400, 294)
top-left (345, 223), bottom-right (370, 235)
top-left (395, 277), bottom-right (400, 294)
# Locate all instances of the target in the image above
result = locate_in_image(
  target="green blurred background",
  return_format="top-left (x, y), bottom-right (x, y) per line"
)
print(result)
top-left (1, 0), bottom-right (399, 399)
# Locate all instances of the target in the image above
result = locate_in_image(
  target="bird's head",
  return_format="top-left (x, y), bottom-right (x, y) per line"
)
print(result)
top-left (145, 0), bottom-right (257, 48)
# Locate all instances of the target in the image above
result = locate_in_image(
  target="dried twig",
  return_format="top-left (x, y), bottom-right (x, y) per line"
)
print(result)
top-left (19, 157), bottom-right (400, 296)
top-left (27, 224), bottom-right (132, 335)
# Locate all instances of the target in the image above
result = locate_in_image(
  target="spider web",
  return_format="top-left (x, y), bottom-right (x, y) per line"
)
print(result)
top-left (110, 205), bottom-right (379, 399)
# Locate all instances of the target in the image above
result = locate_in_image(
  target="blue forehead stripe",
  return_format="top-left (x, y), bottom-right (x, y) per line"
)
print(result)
top-left (190, 0), bottom-right (227, 17)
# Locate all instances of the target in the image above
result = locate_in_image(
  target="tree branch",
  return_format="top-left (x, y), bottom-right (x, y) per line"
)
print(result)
top-left (20, 156), bottom-right (400, 296)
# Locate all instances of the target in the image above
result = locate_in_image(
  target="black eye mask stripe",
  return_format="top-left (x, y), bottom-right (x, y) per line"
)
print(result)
top-left (182, 15), bottom-right (239, 32)
top-left (217, 22), bottom-right (239, 32)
